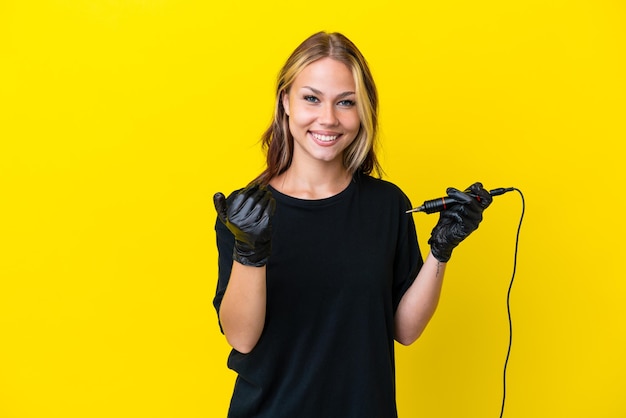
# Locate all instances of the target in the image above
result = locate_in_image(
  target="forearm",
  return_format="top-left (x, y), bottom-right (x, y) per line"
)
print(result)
top-left (394, 252), bottom-right (446, 345)
top-left (219, 262), bottom-right (267, 353)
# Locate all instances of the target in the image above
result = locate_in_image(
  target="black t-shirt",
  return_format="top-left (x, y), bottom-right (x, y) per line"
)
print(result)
top-left (214, 174), bottom-right (424, 418)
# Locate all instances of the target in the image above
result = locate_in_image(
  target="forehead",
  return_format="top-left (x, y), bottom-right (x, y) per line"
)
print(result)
top-left (292, 57), bottom-right (355, 91)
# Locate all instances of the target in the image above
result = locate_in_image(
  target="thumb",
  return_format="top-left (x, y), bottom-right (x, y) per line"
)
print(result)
top-left (213, 192), bottom-right (228, 224)
top-left (446, 187), bottom-right (472, 204)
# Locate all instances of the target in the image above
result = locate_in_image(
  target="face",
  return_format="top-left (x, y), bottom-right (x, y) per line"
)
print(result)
top-left (282, 57), bottom-right (361, 169)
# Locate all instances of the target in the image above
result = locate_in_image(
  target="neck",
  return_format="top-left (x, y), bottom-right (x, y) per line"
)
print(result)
top-left (271, 162), bottom-right (353, 200)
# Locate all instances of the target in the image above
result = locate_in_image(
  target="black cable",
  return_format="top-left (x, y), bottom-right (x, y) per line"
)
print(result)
top-left (499, 188), bottom-right (525, 418)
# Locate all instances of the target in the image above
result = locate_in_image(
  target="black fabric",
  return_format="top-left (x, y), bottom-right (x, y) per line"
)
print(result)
top-left (213, 174), bottom-right (423, 418)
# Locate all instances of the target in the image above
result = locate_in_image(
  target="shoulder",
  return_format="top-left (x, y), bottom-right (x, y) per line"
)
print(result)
top-left (355, 174), bottom-right (414, 214)
top-left (357, 174), bottom-right (409, 200)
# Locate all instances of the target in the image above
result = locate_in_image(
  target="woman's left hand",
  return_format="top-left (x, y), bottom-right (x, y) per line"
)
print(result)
top-left (428, 182), bottom-right (493, 262)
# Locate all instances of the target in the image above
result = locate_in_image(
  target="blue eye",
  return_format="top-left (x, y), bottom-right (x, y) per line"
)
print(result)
top-left (304, 95), bottom-right (319, 103)
top-left (338, 99), bottom-right (356, 107)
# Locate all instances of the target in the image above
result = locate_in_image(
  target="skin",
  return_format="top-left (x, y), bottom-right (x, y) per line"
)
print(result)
top-left (219, 57), bottom-right (446, 353)
top-left (280, 57), bottom-right (360, 196)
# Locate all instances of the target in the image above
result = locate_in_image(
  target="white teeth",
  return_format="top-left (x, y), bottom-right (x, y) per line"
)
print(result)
top-left (312, 133), bottom-right (338, 142)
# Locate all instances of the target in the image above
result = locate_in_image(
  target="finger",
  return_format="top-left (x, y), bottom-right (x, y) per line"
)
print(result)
top-left (247, 194), bottom-right (266, 221)
top-left (233, 184), bottom-right (262, 217)
top-left (246, 186), bottom-right (272, 220)
top-left (467, 182), bottom-right (493, 208)
top-left (213, 192), bottom-right (228, 224)
top-left (247, 194), bottom-right (274, 229)
top-left (241, 182), bottom-right (261, 198)
top-left (463, 203), bottom-right (483, 225)
top-left (464, 182), bottom-right (483, 193)
top-left (446, 187), bottom-right (473, 204)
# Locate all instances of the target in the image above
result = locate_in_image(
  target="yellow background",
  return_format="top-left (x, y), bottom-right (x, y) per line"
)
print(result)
top-left (1, 1), bottom-right (625, 417)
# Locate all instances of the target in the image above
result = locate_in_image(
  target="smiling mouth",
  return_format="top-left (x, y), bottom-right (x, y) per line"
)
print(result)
top-left (311, 132), bottom-right (339, 142)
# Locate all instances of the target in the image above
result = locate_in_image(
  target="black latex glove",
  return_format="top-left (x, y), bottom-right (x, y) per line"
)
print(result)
top-left (214, 184), bottom-right (276, 267)
top-left (428, 182), bottom-right (493, 263)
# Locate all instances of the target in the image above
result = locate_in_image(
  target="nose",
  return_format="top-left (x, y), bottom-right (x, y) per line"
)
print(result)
top-left (318, 103), bottom-right (339, 126)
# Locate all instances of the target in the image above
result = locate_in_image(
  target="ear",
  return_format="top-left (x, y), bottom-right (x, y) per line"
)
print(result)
top-left (282, 91), bottom-right (290, 116)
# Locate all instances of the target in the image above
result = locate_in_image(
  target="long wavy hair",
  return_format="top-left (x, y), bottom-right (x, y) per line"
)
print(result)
top-left (254, 31), bottom-right (382, 185)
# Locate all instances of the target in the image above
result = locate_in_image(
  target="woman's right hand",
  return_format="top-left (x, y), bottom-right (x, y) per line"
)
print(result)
top-left (213, 184), bottom-right (276, 267)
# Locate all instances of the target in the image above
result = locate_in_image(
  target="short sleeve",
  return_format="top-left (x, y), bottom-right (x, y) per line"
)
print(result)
top-left (392, 192), bottom-right (423, 313)
top-left (213, 216), bottom-right (235, 333)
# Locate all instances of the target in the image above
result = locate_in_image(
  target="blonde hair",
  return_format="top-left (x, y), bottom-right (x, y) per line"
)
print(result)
top-left (254, 31), bottom-right (382, 185)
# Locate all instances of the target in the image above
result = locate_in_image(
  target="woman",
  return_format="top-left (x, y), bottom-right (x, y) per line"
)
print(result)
top-left (213, 31), bottom-right (491, 418)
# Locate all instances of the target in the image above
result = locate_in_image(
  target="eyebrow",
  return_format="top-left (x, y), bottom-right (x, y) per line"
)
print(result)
top-left (303, 86), bottom-right (356, 99)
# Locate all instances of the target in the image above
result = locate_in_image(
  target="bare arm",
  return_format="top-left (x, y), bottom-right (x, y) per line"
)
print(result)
top-left (219, 262), bottom-right (267, 354)
top-left (213, 185), bottom-right (275, 354)
top-left (394, 182), bottom-right (493, 345)
top-left (394, 252), bottom-right (446, 345)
